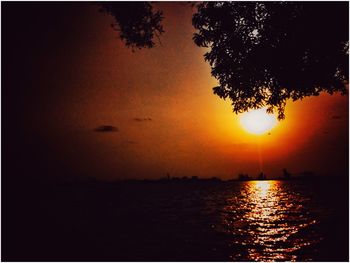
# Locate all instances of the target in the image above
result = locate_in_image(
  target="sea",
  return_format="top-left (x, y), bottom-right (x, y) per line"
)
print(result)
top-left (3, 178), bottom-right (349, 261)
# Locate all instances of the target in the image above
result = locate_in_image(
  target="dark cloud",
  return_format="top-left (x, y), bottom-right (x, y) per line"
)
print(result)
top-left (331, 115), bottom-right (342, 120)
top-left (134, 117), bottom-right (152, 122)
top-left (94, 125), bottom-right (118, 132)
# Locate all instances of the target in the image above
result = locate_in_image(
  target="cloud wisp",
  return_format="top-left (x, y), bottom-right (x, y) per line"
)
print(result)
top-left (134, 117), bottom-right (152, 122)
top-left (94, 125), bottom-right (119, 132)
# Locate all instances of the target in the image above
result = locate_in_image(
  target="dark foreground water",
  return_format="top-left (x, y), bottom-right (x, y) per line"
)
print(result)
top-left (3, 178), bottom-right (349, 261)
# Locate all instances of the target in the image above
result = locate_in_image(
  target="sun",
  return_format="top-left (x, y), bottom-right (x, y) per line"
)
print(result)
top-left (239, 108), bottom-right (277, 135)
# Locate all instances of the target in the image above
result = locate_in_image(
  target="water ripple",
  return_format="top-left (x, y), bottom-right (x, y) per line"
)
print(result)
top-left (219, 181), bottom-right (321, 261)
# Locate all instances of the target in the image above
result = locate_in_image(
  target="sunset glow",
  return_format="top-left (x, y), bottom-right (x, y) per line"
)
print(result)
top-left (239, 108), bottom-right (278, 135)
top-left (2, 2), bottom-right (348, 262)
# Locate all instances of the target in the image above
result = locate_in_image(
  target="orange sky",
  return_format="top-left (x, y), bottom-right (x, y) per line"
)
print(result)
top-left (4, 3), bottom-right (348, 180)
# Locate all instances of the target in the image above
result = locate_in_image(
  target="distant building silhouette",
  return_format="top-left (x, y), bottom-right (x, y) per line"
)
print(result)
top-left (238, 173), bottom-right (251, 181)
top-left (283, 168), bottom-right (292, 179)
top-left (257, 172), bottom-right (267, 180)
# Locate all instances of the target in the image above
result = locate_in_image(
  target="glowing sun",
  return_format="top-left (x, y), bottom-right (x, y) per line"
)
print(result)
top-left (239, 108), bottom-right (277, 135)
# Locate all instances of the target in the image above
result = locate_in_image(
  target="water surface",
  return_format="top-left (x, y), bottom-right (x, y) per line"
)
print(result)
top-left (4, 178), bottom-right (349, 261)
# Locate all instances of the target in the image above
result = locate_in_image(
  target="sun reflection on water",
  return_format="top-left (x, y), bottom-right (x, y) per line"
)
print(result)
top-left (221, 180), bottom-right (320, 261)
top-left (254, 180), bottom-right (271, 198)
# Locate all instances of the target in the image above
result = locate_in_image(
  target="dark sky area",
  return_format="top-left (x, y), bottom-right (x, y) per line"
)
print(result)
top-left (2, 2), bottom-right (349, 182)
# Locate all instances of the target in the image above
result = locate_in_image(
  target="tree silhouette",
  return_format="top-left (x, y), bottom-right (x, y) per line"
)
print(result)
top-left (99, 2), bottom-right (164, 50)
top-left (100, 2), bottom-right (348, 119)
top-left (192, 2), bottom-right (348, 119)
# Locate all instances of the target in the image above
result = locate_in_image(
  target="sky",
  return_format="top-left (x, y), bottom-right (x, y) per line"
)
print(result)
top-left (2, 2), bottom-right (349, 181)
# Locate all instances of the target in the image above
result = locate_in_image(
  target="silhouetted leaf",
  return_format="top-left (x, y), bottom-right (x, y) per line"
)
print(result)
top-left (192, 2), bottom-right (348, 119)
top-left (99, 2), bottom-right (164, 50)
